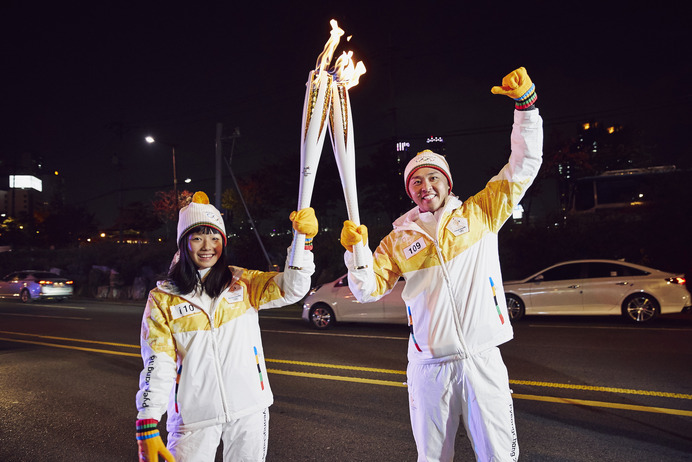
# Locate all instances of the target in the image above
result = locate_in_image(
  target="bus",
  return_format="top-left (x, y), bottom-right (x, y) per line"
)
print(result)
top-left (568, 165), bottom-right (688, 215)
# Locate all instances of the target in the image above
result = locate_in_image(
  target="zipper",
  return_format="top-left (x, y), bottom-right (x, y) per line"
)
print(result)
top-left (206, 296), bottom-right (231, 421)
top-left (431, 224), bottom-right (470, 358)
top-left (404, 205), bottom-right (469, 357)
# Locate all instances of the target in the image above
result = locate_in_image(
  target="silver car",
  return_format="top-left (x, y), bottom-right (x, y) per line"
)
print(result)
top-left (0, 270), bottom-right (74, 303)
top-left (302, 274), bottom-right (407, 329)
top-left (503, 259), bottom-right (691, 323)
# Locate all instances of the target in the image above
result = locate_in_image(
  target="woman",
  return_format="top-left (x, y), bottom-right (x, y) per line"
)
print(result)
top-left (135, 191), bottom-right (317, 461)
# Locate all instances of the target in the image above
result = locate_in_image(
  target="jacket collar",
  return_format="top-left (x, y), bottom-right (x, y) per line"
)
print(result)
top-left (393, 195), bottom-right (462, 232)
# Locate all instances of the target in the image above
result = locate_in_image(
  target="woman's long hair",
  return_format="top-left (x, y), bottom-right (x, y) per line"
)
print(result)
top-left (168, 226), bottom-right (232, 297)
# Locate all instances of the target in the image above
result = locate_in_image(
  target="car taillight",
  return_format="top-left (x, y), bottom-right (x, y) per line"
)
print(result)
top-left (38, 280), bottom-right (53, 285)
top-left (66, 280), bottom-right (74, 285)
top-left (666, 277), bottom-right (686, 285)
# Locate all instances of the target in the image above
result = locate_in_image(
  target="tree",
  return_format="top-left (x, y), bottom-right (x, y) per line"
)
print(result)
top-left (112, 201), bottom-right (163, 234)
top-left (39, 204), bottom-right (98, 247)
top-left (152, 189), bottom-right (193, 239)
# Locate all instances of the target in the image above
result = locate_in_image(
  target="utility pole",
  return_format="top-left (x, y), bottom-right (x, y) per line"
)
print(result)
top-left (222, 127), bottom-right (274, 270)
top-left (215, 123), bottom-right (223, 211)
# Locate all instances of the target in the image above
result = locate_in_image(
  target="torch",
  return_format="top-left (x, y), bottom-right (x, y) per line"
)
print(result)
top-left (289, 20), bottom-right (343, 269)
top-left (329, 51), bottom-right (367, 268)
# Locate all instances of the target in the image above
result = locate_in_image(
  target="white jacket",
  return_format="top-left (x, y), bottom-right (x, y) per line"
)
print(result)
top-left (135, 251), bottom-right (314, 432)
top-left (346, 109), bottom-right (543, 364)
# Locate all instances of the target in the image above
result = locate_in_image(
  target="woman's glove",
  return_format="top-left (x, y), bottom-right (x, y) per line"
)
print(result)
top-left (340, 220), bottom-right (368, 252)
top-left (491, 67), bottom-right (537, 110)
top-left (290, 207), bottom-right (318, 249)
top-left (136, 419), bottom-right (175, 462)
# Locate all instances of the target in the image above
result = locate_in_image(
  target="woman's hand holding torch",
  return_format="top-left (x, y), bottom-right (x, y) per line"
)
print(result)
top-left (289, 21), bottom-right (343, 269)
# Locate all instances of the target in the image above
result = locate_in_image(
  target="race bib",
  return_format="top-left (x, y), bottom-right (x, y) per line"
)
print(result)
top-left (446, 217), bottom-right (469, 236)
top-left (404, 237), bottom-right (427, 260)
top-left (224, 285), bottom-right (244, 304)
top-left (171, 302), bottom-right (200, 320)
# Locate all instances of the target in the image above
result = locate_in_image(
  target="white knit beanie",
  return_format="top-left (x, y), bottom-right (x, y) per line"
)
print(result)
top-left (176, 191), bottom-right (227, 246)
top-left (403, 150), bottom-right (453, 199)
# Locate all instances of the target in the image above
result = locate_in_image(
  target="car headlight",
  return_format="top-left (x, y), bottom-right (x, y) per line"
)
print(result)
top-left (307, 284), bottom-right (323, 296)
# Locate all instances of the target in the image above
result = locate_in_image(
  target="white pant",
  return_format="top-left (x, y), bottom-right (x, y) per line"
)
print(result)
top-left (167, 408), bottom-right (269, 462)
top-left (407, 347), bottom-right (518, 462)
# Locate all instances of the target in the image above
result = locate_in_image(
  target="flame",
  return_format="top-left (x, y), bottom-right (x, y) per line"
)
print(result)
top-left (314, 20), bottom-right (344, 74)
top-left (311, 19), bottom-right (366, 90)
top-left (332, 51), bottom-right (366, 90)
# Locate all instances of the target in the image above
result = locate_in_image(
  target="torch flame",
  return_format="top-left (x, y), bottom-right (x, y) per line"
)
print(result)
top-left (314, 20), bottom-right (344, 74)
top-left (332, 51), bottom-right (367, 90)
top-left (311, 19), bottom-right (366, 91)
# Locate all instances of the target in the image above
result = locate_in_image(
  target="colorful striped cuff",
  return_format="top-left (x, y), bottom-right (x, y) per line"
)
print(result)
top-left (515, 90), bottom-right (537, 110)
top-left (513, 83), bottom-right (535, 102)
top-left (136, 430), bottom-right (160, 441)
top-left (136, 418), bottom-right (159, 440)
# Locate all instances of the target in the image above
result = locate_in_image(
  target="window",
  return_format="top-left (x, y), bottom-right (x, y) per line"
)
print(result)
top-left (537, 263), bottom-right (584, 281)
top-left (33, 272), bottom-right (59, 279)
top-left (586, 262), bottom-right (648, 278)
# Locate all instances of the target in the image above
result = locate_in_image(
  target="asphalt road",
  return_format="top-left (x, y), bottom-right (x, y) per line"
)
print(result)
top-left (0, 298), bottom-right (691, 461)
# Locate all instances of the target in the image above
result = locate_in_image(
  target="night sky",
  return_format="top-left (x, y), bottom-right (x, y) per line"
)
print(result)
top-left (3, 1), bottom-right (689, 227)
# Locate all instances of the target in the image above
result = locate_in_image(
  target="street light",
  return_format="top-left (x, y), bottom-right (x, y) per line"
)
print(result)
top-left (145, 135), bottom-right (178, 201)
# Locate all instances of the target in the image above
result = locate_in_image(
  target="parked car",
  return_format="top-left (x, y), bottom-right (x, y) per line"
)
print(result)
top-left (503, 259), bottom-right (691, 323)
top-left (302, 274), bottom-right (407, 329)
top-left (0, 270), bottom-right (74, 303)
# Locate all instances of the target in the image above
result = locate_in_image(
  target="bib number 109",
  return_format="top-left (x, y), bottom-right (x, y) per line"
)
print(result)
top-left (404, 238), bottom-right (426, 259)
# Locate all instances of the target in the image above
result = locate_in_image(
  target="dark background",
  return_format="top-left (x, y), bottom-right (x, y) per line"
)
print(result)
top-left (4, 1), bottom-right (689, 222)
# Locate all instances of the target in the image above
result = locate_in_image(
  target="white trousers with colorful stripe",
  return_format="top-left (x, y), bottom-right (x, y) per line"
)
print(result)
top-left (407, 347), bottom-right (518, 462)
top-left (166, 408), bottom-right (269, 462)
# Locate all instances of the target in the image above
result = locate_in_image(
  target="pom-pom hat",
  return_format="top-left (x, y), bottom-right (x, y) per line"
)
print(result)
top-left (176, 191), bottom-right (227, 246)
top-left (404, 150), bottom-right (453, 199)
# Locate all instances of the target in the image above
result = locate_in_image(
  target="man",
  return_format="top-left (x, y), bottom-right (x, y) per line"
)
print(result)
top-left (340, 67), bottom-right (542, 461)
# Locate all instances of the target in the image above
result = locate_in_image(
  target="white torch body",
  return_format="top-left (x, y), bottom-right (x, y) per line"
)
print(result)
top-left (289, 69), bottom-right (332, 269)
top-left (330, 83), bottom-right (367, 268)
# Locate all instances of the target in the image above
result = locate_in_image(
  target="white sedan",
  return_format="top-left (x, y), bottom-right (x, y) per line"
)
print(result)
top-left (302, 275), bottom-right (407, 329)
top-left (0, 270), bottom-right (74, 303)
top-left (503, 259), bottom-right (691, 323)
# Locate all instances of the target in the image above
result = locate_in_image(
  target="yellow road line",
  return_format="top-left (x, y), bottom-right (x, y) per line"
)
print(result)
top-left (3, 332), bottom-right (691, 415)
top-left (262, 329), bottom-right (408, 341)
top-left (265, 358), bottom-right (406, 375)
top-left (267, 368), bottom-right (407, 388)
top-left (266, 369), bottom-right (692, 416)
top-left (512, 393), bottom-right (692, 417)
top-left (510, 379), bottom-right (692, 400)
top-left (0, 336), bottom-right (140, 357)
top-left (0, 330), bottom-right (138, 349)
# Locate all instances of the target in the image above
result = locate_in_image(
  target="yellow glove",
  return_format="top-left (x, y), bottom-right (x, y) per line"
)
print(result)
top-left (136, 419), bottom-right (175, 462)
top-left (490, 67), bottom-right (537, 109)
top-left (138, 436), bottom-right (175, 462)
top-left (290, 207), bottom-right (318, 239)
top-left (340, 220), bottom-right (368, 252)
